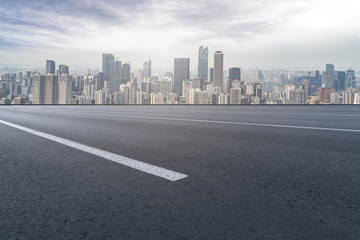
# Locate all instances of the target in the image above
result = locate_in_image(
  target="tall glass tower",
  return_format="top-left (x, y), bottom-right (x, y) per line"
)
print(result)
top-left (323, 64), bottom-right (334, 88)
top-left (58, 65), bottom-right (69, 75)
top-left (46, 60), bottom-right (55, 74)
top-left (143, 60), bottom-right (152, 78)
top-left (102, 53), bottom-right (114, 82)
top-left (174, 58), bottom-right (190, 96)
top-left (110, 60), bottom-right (122, 93)
top-left (121, 63), bottom-right (131, 85)
top-left (198, 46), bottom-right (208, 81)
top-left (213, 51), bottom-right (224, 92)
top-left (229, 67), bottom-right (241, 92)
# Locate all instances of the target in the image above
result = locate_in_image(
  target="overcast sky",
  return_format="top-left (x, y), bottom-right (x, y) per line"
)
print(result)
top-left (1, 0), bottom-right (360, 71)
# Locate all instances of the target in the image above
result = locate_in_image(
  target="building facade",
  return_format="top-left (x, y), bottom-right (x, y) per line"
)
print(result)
top-left (174, 58), bottom-right (190, 97)
top-left (46, 60), bottom-right (55, 74)
top-left (198, 46), bottom-right (208, 81)
top-left (213, 51), bottom-right (224, 91)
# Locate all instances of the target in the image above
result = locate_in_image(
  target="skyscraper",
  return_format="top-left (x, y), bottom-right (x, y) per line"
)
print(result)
top-left (346, 69), bottom-right (356, 89)
top-left (58, 65), bottom-right (69, 75)
top-left (198, 46), bottom-right (208, 80)
top-left (323, 64), bottom-right (334, 88)
top-left (31, 74), bottom-right (45, 104)
top-left (290, 89), bottom-right (307, 104)
top-left (210, 68), bottom-right (214, 82)
top-left (229, 67), bottom-right (241, 92)
top-left (230, 88), bottom-right (241, 104)
top-left (344, 89), bottom-right (356, 104)
top-left (44, 74), bottom-right (59, 104)
top-left (143, 60), bottom-right (151, 78)
top-left (46, 60), bottom-right (55, 74)
top-left (31, 73), bottom-right (59, 104)
top-left (59, 74), bottom-right (73, 104)
top-left (121, 63), bottom-right (131, 85)
top-left (257, 70), bottom-right (264, 82)
top-left (102, 53), bottom-right (114, 81)
top-left (137, 69), bottom-right (144, 83)
top-left (303, 71), bottom-right (321, 89)
top-left (335, 71), bottom-right (346, 91)
top-left (174, 58), bottom-right (190, 96)
top-left (319, 87), bottom-right (331, 104)
top-left (110, 60), bottom-right (122, 93)
top-left (255, 84), bottom-right (263, 100)
top-left (97, 72), bottom-right (105, 90)
top-left (213, 51), bottom-right (224, 91)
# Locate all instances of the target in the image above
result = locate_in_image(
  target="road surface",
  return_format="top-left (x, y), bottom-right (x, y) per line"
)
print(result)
top-left (0, 105), bottom-right (360, 239)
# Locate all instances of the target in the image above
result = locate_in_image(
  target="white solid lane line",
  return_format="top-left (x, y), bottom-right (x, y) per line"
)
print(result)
top-left (0, 120), bottom-right (188, 182)
top-left (23, 109), bottom-right (360, 133)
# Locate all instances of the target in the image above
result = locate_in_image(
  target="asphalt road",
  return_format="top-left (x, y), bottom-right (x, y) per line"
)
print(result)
top-left (0, 105), bottom-right (360, 239)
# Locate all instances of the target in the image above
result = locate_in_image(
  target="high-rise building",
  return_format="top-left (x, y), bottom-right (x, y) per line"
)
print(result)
top-left (303, 71), bottom-right (321, 89)
top-left (229, 67), bottom-right (241, 92)
top-left (140, 82), bottom-right (151, 93)
top-left (83, 75), bottom-right (96, 97)
top-left (150, 81), bottom-right (160, 93)
top-left (229, 68), bottom-right (241, 82)
top-left (354, 93), bottom-right (360, 104)
top-left (31, 74), bottom-right (45, 104)
top-left (346, 69), bottom-right (356, 89)
top-left (198, 46), bottom-right (208, 81)
top-left (97, 72), bottom-right (105, 90)
top-left (114, 92), bottom-right (124, 104)
top-left (245, 83), bottom-right (255, 95)
top-left (231, 79), bottom-right (241, 89)
top-left (59, 74), bottom-right (73, 104)
top-left (318, 88), bottom-right (331, 104)
top-left (143, 60), bottom-right (151, 78)
top-left (322, 64), bottom-right (334, 88)
top-left (344, 89), bottom-right (356, 104)
top-left (159, 81), bottom-right (173, 93)
top-left (255, 84), bottom-right (263, 100)
top-left (335, 71), bottom-right (346, 91)
top-left (151, 93), bottom-right (165, 104)
top-left (137, 69), bottom-right (144, 83)
top-left (188, 89), bottom-right (208, 104)
top-left (136, 92), bottom-right (149, 104)
top-left (120, 85), bottom-right (129, 104)
top-left (58, 65), bottom-right (69, 75)
top-left (46, 60), bottom-right (55, 74)
top-left (129, 86), bottom-right (136, 104)
top-left (218, 93), bottom-right (229, 104)
top-left (213, 51), bottom-right (224, 91)
top-left (44, 74), bottom-right (59, 104)
top-left (290, 89), bottom-right (307, 104)
top-left (192, 78), bottom-right (202, 90)
top-left (95, 90), bottom-right (106, 104)
top-left (230, 88), bottom-right (241, 104)
top-left (209, 68), bottom-right (214, 82)
top-left (121, 63), bottom-right (131, 85)
top-left (30, 74), bottom-right (54, 104)
top-left (256, 70), bottom-right (264, 82)
top-left (110, 60), bottom-right (121, 93)
top-left (102, 53), bottom-right (114, 81)
top-left (182, 80), bottom-right (193, 102)
top-left (331, 92), bottom-right (340, 104)
top-left (174, 58), bottom-right (190, 96)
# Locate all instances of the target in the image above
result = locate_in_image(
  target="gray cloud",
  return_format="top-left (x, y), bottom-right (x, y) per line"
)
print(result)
top-left (0, 0), bottom-right (359, 70)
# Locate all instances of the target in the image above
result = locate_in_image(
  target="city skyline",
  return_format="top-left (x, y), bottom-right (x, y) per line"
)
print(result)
top-left (1, 0), bottom-right (360, 70)
top-left (1, 53), bottom-right (359, 105)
